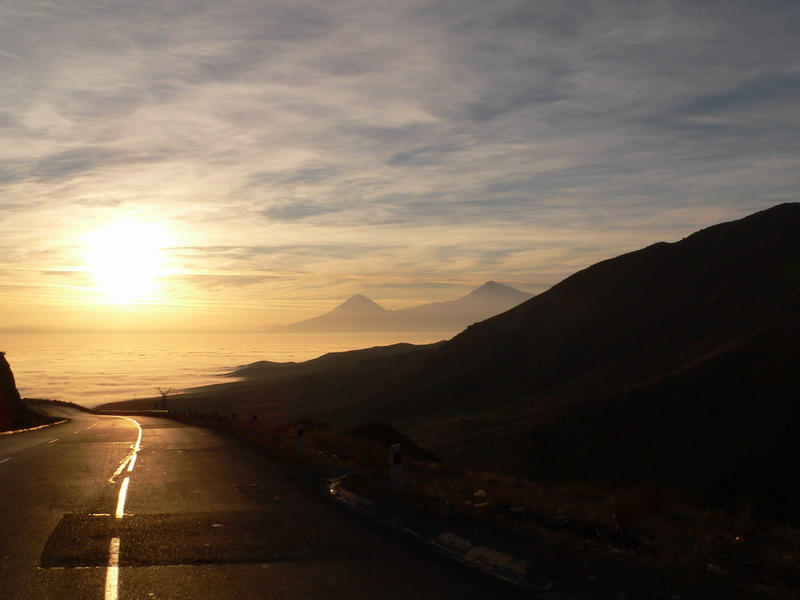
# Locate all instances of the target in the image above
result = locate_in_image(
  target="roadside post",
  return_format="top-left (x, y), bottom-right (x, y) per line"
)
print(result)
top-left (296, 424), bottom-right (305, 455)
top-left (390, 443), bottom-right (403, 493)
top-left (251, 414), bottom-right (258, 435)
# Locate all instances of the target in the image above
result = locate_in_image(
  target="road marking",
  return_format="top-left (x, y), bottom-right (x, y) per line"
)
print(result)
top-left (108, 416), bottom-right (143, 482)
top-left (115, 477), bottom-right (130, 519)
top-left (103, 416), bottom-right (143, 600)
top-left (48, 438), bottom-right (58, 444)
top-left (97, 416), bottom-right (143, 600)
top-left (105, 537), bottom-right (120, 600)
top-left (0, 458), bottom-right (11, 464)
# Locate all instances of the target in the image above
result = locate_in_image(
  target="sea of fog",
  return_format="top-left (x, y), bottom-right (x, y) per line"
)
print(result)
top-left (1, 331), bottom-right (452, 408)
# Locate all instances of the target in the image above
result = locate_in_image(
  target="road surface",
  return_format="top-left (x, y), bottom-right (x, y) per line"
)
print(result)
top-left (0, 408), bottom-right (530, 599)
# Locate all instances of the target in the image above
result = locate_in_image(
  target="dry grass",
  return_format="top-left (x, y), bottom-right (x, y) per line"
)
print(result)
top-left (405, 465), bottom-right (800, 584)
top-left (408, 471), bottom-right (800, 597)
top-left (174, 412), bottom-right (800, 596)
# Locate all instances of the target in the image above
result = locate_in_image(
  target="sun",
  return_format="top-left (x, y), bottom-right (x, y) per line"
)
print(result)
top-left (84, 219), bottom-right (172, 304)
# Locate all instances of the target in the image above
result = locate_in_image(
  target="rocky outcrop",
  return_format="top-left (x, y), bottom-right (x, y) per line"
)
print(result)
top-left (0, 352), bottom-right (40, 432)
top-left (0, 352), bottom-right (22, 432)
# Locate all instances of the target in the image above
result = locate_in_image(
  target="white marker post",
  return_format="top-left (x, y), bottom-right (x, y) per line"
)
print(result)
top-left (390, 443), bottom-right (403, 493)
top-left (296, 424), bottom-right (305, 455)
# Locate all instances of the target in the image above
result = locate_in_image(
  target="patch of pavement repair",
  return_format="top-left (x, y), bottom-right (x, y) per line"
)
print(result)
top-left (320, 470), bottom-right (558, 597)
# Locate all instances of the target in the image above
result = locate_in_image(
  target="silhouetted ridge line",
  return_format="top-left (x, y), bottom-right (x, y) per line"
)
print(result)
top-left (331, 295), bottom-right (387, 314)
top-left (391, 202), bottom-right (800, 520)
top-left (275, 281), bottom-right (533, 332)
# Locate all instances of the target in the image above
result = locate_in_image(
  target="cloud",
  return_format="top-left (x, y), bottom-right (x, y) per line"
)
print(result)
top-left (1, 0), bottom-right (798, 326)
top-left (30, 148), bottom-right (120, 181)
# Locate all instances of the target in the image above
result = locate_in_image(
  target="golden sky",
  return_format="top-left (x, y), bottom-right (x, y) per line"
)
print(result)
top-left (1, 1), bottom-right (798, 331)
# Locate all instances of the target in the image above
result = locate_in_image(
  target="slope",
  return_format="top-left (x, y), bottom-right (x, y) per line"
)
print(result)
top-left (277, 294), bottom-right (390, 332)
top-left (394, 281), bottom-right (534, 329)
top-left (275, 282), bottom-right (533, 332)
top-left (383, 202), bottom-right (800, 518)
top-left (402, 202), bottom-right (800, 414)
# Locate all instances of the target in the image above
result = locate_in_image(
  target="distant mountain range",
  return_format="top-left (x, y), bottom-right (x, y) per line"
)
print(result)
top-left (274, 281), bottom-right (533, 332)
top-left (102, 203), bottom-right (800, 521)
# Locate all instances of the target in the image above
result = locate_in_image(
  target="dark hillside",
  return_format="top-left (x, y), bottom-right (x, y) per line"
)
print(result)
top-left (500, 321), bottom-right (800, 521)
top-left (100, 342), bottom-right (444, 421)
top-left (229, 342), bottom-right (443, 382)
top-left (389, 203), bottom-right (800, 518)
top-left (403, 203), bottom-right (800, 415)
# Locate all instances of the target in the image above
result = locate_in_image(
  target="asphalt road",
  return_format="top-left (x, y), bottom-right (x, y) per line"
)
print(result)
top-left (0, 408), bottom-right (530, 600)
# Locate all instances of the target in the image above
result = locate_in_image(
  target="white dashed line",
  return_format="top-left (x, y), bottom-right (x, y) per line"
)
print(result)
top-left (105, 416), bottom-right (143, 600)
top-left (115, 477), bottom-right (130, 519)
top-left (109, 417), bottom-right (143, 483)
top-left (105, 537), bottom-right (120, 600)
top-left (0, 458), bottom-right (11, 464)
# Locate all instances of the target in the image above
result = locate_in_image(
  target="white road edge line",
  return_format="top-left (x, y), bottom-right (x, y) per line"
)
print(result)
top-left (0, 458), bottom-right (11, 464)
top-left (108, 416), bottom-right (143, 483)
top-left (105, 537), bottom-right (120, 600)
top-left (115, 477), bottom-right (130, 519)
top-left (105, 415), bottom-right (143, 600)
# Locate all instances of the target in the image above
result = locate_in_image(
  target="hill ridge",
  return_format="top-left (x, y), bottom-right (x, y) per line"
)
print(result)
top-left (275, 281), bottom-right (533, 332)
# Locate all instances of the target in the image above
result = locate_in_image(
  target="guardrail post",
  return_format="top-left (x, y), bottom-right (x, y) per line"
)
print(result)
top-left (296, 424), bottom-right (305, 455)
top-left (390, 443), bottom-right (403, 493)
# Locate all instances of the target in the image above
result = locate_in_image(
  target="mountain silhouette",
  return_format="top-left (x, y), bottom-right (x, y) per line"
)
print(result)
top-left (275, 281), bottom-right (533, 332)
top-left (332, 294), bottom-right (387, 314)
top-left (379, 202), bottom-right (800, 519)
top-left (406, 203), bottom-right (800, 411)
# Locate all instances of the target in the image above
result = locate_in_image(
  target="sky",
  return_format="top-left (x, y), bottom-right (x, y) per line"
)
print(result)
top-left (1, 0), bottom-right (798, 331)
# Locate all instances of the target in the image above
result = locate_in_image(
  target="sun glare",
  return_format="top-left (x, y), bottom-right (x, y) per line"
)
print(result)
top-left (84, 219), bottom-right (172, 304)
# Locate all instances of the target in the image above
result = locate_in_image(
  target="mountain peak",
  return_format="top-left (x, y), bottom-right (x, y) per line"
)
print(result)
top-left (332, 294), bottom-right (387, 314)
top-left (276, 282), bottom-right (532, 331)
top-left (475, 281), bottom-right (507, 293)
top-left (463, 281), bottom-right (533, 303)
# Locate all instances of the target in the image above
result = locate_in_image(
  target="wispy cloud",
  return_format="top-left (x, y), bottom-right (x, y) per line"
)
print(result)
top-left (1, 0), bottom-right (798, 327)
